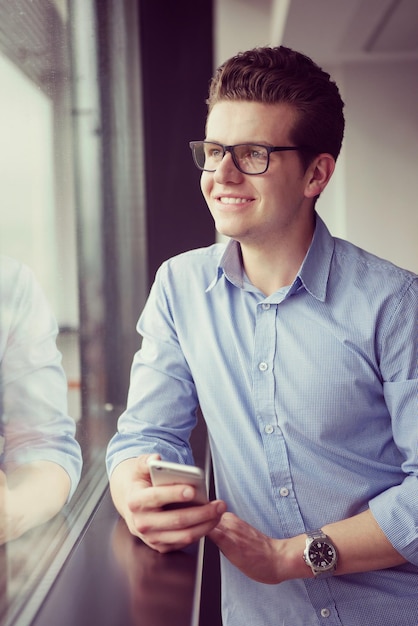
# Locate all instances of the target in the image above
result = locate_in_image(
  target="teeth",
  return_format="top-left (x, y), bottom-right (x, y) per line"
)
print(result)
top-left (219, 197), bottom-right (250, 204)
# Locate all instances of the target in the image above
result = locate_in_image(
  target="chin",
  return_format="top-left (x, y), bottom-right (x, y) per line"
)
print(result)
top-left (215, 227), bottom-right (239, 241)
top-left (214, 217), bottom-right (246, 241)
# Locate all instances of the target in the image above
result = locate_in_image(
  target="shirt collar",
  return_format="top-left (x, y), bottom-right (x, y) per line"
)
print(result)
top-left (206, 240), bottom-right (244, 292)
top-left (206, 213), bottom-right (334, 302)
top-left (298, 214), bottom-right (334, 302)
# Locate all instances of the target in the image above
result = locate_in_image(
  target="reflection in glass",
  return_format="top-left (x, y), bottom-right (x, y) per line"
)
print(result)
top-left (0, 255), bottom-right (82, 538)
top-left (0, 0), bottom-right (80, 418)
top-left (0, 2), bottom-right (89, 624)
top-left (0, 256), bottom-right (83, 624)
top-left (0, 0), bottom-right (146, 623)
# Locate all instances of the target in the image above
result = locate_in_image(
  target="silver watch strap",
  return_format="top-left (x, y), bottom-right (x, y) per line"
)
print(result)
top-left (306, 529), bottom-right (327, 541)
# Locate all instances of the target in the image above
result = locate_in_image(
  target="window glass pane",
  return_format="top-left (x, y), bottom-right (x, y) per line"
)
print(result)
top-left (0, 2), bottom-right (104, 623)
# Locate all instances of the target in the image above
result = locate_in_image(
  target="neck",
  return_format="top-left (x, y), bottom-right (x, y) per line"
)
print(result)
top-left (240, 221), bottom-right (315, 296)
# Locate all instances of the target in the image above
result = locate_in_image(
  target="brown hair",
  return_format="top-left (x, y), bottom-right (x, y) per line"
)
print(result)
top-left (207, 46), bottom-right (345, 164)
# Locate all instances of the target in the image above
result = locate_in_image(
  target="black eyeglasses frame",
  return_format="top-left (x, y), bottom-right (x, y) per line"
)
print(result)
top-left (189, 140), bottom-right (308, 175)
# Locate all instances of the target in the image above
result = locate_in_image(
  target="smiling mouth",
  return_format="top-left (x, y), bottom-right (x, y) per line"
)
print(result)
top-left (217, 196), bottom-right (253, 205)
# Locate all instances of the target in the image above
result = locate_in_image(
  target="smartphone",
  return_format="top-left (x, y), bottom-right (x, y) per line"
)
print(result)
top-left (148, 459), bottom-right (208, 508)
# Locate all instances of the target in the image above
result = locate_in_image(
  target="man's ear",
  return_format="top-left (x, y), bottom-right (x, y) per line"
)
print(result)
top-left (304, 153), bottom-right (335, 198)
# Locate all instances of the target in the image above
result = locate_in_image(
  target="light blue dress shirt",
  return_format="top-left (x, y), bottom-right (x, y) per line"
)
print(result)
top-left (107, 215), bottom-right (418, 626)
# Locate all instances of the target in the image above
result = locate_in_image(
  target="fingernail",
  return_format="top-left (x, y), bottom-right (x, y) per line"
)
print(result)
top-left (183, 487), bottom-right (194, 499)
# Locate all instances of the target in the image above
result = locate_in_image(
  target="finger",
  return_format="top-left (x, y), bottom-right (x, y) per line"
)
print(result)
top-left (132, 500), bottom-right (226, 541)
top-left (208, 512), bottom-right (244, 547)
top-left (134, 499), bottom-right (224, 532)
top-left (138, 501), bottom-right (226, 553)
top-left (212, 511), bottom-right (239, 532)
top-left (127, 481), bottom-right (196, 514)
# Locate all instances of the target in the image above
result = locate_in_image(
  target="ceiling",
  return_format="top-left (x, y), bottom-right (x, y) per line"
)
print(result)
top-left (215, 0), bottom-right (418, 66)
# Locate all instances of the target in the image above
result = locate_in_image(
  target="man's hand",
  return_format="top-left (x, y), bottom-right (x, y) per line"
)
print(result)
top-left (209, 508), bottom-right (408, 584)
top-left (109, 454), bottom-right (227, 553)
top-left (209, 512), bottom-right (304, 584)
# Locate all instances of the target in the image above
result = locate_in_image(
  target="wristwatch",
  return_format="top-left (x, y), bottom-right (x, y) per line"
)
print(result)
top-left (303, 529), bottom-right (338, 578)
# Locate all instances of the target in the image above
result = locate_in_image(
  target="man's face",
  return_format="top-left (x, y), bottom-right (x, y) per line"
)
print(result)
top-left (200, 100), bottom-right (316, 249)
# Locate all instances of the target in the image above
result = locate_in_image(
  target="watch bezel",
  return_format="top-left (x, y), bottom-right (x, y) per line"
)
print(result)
top-left (303, 530), bottom-right (338, 577)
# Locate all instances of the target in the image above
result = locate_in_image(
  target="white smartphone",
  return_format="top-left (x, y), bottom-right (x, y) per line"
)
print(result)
top-left (148, 459), bottom-right (208, 507)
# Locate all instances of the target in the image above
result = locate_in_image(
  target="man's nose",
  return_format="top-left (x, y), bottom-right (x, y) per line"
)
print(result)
top-left (214, 150), bottom-right (243, 181)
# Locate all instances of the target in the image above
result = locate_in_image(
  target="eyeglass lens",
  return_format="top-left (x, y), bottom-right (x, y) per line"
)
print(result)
top-left (192, 142), bottom-right (270, 174)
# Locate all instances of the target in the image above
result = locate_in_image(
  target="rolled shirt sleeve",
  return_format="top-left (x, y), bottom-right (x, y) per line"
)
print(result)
top-left (369, 278), bottom-right (418, 564)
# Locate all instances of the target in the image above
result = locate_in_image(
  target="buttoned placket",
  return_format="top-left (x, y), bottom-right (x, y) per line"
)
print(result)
top-left (252, 298), bottom-right (305, 537)
top-left (253, 296), bottom-right (344, 624)
top-left (304, 578), bottom-right (343, 626)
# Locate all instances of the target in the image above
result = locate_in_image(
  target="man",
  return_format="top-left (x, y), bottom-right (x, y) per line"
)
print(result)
top-left (106, 46), bottom-right (418, 625)
top-left (0, 256), bottom-right (82, 543)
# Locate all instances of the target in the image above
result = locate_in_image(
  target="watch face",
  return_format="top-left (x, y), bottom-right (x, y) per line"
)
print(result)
top-left (308, 540), bottom-right (336, 568)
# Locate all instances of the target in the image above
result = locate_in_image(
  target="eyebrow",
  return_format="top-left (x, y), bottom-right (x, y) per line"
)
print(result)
top-left (204, 139), bottom-right (276, 146)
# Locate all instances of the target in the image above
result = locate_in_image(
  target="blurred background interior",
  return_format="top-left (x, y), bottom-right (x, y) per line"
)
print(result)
top-left (0, 0), bottom-right (417, 623)
top-left (0, 0), bottom-right (417, 423)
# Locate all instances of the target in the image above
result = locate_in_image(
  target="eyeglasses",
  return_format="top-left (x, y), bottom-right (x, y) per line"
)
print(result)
top-left (189, 141), bottom-right (305, 175)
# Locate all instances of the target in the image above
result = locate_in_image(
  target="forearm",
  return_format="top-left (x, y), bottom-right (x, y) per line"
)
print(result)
top-left (280, 509), bottom-right (406, 581)
top-left (2, 461), bottom-right (71, 543)
top-left (211, 508), bottom-right (407, 584)
top-left (325, 509), bottom-right (405, 574)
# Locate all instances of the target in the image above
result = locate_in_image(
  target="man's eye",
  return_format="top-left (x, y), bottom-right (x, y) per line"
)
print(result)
top-left (249, 148), bottom-right (267, 160)
top-left (207, 148), bottom-right (222, 158)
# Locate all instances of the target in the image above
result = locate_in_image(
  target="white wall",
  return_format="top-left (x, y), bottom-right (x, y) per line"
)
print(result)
top-left (318, 59), bottom-right (418, 273)
top-left (214, 0), bottom-right (418, 274)
top-left (0, 52), bottom-right (79, 328)
top-left (0, 54), bottom-right (59, 307)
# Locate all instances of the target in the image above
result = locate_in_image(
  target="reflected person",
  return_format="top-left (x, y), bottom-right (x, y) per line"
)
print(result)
top-left (0, 255), bottom-right (82, 543)
top-left (106, 46), bottom-right (418, 625)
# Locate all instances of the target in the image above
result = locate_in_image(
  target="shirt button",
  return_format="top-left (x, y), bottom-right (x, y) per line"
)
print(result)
top-left (279, 487), bottom-right (289, 497)
top-left (261, 303), bottom-right (270, 310)
top-left (264, 424), bottom-right (274, 434)
top-left (258, 361), bottom-right (268, 371)
top-left (320, 608), bottom-right (330, 618)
